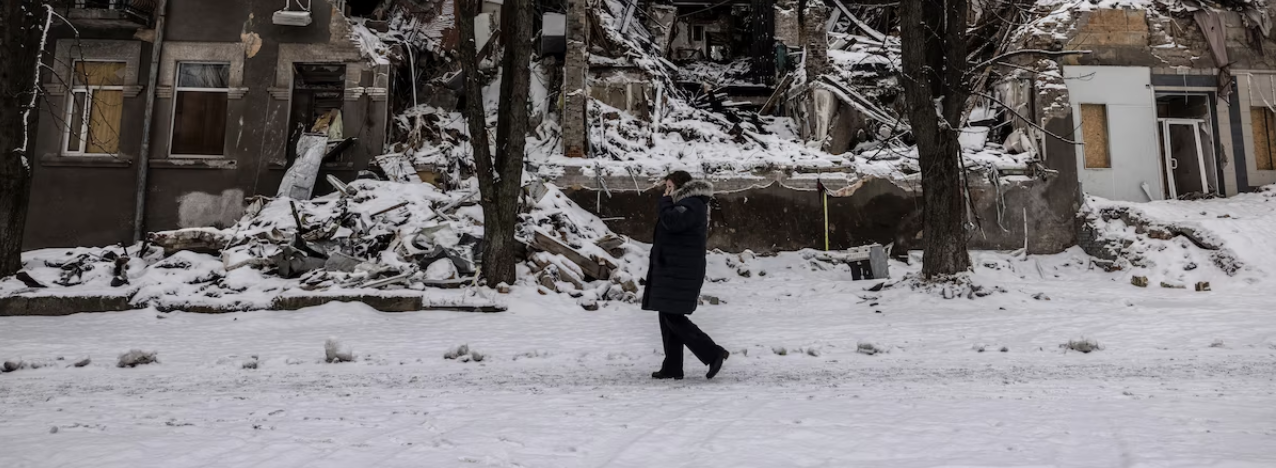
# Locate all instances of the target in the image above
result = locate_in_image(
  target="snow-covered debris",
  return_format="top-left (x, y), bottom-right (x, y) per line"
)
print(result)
top-left (1061, 339), bottom-right (1102, 354)
top-left (325, 338), bottom-right (355, 363)
top-left (443, 344), bottom-right (469, 360)
top-left (1080, 188), bottom-right (1276, 286)
top-left (856, 342), bottom-right (886, 356)
top-left (117, 350), bottom-right (158, 368)
top-left (444, 344), bottom-right (486, 362)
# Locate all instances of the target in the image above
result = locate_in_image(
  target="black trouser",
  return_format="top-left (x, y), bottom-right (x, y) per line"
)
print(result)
top-left (659, 312), bottom-right (722, 375)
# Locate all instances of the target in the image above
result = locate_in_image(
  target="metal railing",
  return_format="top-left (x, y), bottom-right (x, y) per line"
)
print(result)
top-left (75, 0), bottom-right (157, 25)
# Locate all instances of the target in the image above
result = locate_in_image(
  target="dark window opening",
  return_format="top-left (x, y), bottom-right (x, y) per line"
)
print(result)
top-left (692, 25), bottom-right (705, 41)
top-left (289, 63), bottom-right (348, 161)
top-left (171, 62), bottom-right (229, 156)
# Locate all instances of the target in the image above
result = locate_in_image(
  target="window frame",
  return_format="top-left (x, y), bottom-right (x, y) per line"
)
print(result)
top-left (691, 25), bottom-right (706, 42)
top-left (168, 61), bottom-right (232, 158)
top-left (61, 59), bottom-right (127, 157)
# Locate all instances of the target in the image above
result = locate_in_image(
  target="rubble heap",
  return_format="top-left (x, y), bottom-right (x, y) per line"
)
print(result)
top-left (3, 179), bottom-right (648, 312)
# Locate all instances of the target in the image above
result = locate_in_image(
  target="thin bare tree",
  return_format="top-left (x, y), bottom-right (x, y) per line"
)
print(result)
top-left (0, 1), bottom-right (63, 277)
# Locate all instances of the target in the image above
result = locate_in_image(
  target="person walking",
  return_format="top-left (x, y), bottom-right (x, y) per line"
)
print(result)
top-left (643, 171), bottom-right (729, 380)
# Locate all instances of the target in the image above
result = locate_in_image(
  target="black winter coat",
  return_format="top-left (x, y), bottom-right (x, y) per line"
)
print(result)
top-left (642, 180), bottom-right (713, 314)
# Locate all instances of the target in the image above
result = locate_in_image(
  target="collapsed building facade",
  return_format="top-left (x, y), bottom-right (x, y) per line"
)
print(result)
top-left (23, 0), bottom-right (391, 249)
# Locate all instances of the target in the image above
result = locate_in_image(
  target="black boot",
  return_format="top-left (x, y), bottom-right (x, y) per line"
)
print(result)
top-left (651, 370), bottom-right (684, 380)
top-left (706, 349), bottom-right (729, 379)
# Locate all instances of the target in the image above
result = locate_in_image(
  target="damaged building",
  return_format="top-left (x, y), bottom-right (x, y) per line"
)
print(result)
top-left (1019, 1), bottom-right (1276, 202)
top-left (26, 0), bottom-right (1276, 256)
top-left (24, 0), bottom-right (391, 249)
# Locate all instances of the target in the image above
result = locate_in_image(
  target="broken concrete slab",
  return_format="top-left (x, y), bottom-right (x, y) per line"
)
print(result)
top-left (149, 229), bottom-right (233, 256)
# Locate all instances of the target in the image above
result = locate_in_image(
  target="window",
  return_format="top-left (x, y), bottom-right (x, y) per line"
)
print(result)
top-left (692, 25), bottom-right (705, 42)
top-left (171, 62), bottom-right (230, 157)
top-left (1080, 104), bottom-right (1111, 169)
top-left (64, 61), bottom-right (126, 155)
top-left (1251, 108), bottom-right (1276, 171)
top-left (291, 63), bottom-right (346, 140)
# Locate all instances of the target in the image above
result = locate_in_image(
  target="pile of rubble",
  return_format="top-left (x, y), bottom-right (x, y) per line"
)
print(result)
top-left (5, 178), bottom-right (646, 312)
top-left (151, 177), bottom-right (486, 292)
top-left (1079, 200), bottom-right (1246, 280)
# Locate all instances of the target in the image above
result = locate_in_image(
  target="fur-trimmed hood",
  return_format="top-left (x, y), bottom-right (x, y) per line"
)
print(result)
top-left (672, 179), bottom-right (714, 202)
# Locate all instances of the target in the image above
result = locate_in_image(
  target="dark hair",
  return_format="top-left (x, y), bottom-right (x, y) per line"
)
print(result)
top-left (664, 171), bottom-right (693, 189)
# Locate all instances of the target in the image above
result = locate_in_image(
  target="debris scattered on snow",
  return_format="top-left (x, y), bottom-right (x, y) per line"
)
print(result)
top-left (857, 342), bottom-right (886, 356)
top-left (325, 338), bottom-right (355, 363)
top-left (443, 344), bottom-right (470, 360)
top-left (444, 344), bottom-right (485, 363)
top-left (1061, 339), bottom-right (1102, 354)
top-left (117, 350), bottom-right (159, 368)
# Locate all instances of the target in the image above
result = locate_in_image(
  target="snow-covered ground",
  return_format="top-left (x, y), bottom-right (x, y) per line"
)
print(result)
top-left (3, 247), bottom-right (1276, 467)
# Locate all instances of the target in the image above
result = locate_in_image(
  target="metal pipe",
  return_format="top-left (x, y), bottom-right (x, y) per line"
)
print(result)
top-left (132, 0), bottom-right (168, 244)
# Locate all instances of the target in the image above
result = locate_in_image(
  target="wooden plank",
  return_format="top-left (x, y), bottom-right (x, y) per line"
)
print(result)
top-left (1253, 108), bottom-right (1276, 171)
top-left (1080, 104), bottom-right (1111, 169)
top-left (759, 73), bottom-right (794, 115)
top-left (619, 0), bottom-right (637, 34)
top-left (531, 231), bottom-right (615, 281)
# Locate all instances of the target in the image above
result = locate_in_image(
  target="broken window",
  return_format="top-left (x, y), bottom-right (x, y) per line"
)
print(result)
top-left (290, 63), bottom-right (346, 142)
top-left (1251, 107), bottom-right (1276, 171)
top-left (171, 62), bottom-right (230, 156)
top-left (64, 61), bottom-right (126, 155)
top-left (1080, 104), bottom-right (1111, 169)
top-left (692, 25), bottom-right (706, 42)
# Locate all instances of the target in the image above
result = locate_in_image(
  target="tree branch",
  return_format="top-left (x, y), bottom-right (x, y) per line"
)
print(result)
top-left (16, 4), bottom-right (58, 172)
top-left (972, 91), bottom-right (1079, 145)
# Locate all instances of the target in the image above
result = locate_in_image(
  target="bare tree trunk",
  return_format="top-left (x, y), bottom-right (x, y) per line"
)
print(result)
top-left (458, 0), bottom-right (533, 286)
top-left (0, 0), bottom-right (48, 277)
top-left (900, 0), bottom-right (972, 278)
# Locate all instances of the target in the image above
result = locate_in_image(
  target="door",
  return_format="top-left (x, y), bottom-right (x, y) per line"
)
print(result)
top-left (1158, 119), bottom-right (1210, 198)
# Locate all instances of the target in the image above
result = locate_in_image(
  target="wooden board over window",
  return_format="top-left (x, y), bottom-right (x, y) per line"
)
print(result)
top-left (64, 61), bottom-right (126, 155)
top-left (1080, 104), bottom-right (1111, 169)
top-left (1251, 107), bottom-right (1276, 171)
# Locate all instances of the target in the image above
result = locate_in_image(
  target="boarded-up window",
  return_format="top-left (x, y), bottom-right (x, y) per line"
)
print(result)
top-left (64, 61), bottom-right (126, 155)
top-left (1080, 104), bottom-right (1111, 169)
top-left (1250, 108), bottom-right (1276, 171)
top-left (171, 62), bottom-right (230, 156)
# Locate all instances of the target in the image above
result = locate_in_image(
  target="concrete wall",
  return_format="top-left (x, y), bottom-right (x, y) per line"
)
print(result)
top-left (561, 174), bottom-right (1078, 255)
top-left (1063, 66), bottom-right (1165, 202)
top-left (25, 0), bottom-right (390, 249)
